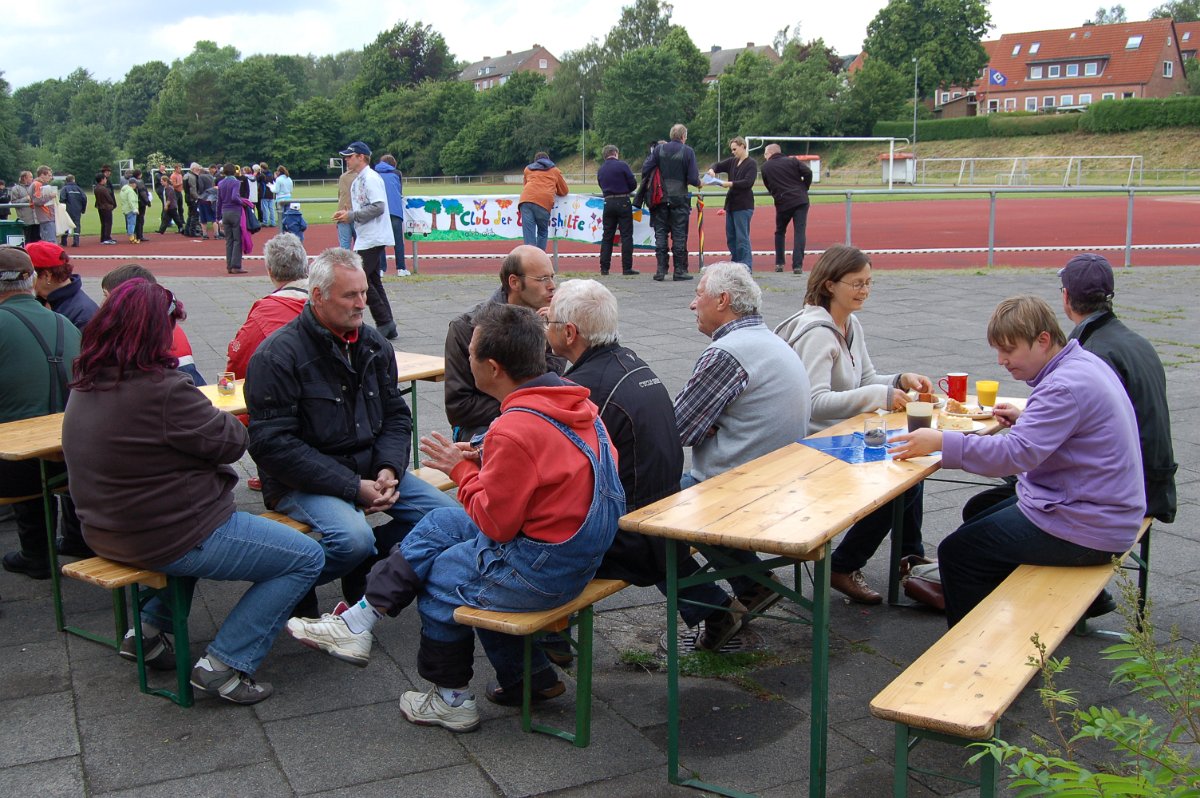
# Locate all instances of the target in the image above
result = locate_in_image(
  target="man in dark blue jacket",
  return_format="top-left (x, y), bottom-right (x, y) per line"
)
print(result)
top-left (57, 175), bottom-right (89, 248)
top-left (596, 144), bottom-right (639, 276)
top-left (247, 247), bottom-right (456, 611)
top-left (641, 123), bottom-right (700, 282)
top-left (375, 155), bottom-right (409, 276)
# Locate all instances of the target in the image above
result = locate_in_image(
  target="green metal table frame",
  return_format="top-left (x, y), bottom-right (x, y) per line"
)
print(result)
top-left (662, 539), bottom-right (832, 798)
top-left (890, 724), bottom-right (1001, 797)
top-left (519, 609), bottom-right (600, 747)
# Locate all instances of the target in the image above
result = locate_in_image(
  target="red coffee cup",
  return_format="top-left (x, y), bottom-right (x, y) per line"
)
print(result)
top-left (938, 372), bottom-right (968, 402)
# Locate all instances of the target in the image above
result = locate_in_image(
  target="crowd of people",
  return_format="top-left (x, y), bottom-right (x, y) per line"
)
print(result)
top-left (0, 132), bottom-right (1176, 738)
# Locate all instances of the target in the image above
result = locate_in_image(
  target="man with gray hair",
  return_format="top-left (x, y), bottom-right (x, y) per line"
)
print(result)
top-left (0, 246), bottom-right (86, 579)
top-left (641, 123), bottom-right (700, 281)
top-left (226, 233), bottom-right (311, 380)
top-left (669, 262), bottom-right (812, 648)
top-left (246, 247), bottom-right (457, 615)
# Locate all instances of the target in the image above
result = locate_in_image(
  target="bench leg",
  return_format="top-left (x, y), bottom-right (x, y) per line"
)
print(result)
top-left (893, 724), bottom-right (911, 798)
top-left (522, 608), bottom-right (597, 748)
top-left (132, 577), bottom-right (194, 707)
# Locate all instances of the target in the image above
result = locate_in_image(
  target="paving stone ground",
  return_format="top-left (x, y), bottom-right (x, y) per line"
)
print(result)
top-left (2, 263), bottom-right (1196, 797)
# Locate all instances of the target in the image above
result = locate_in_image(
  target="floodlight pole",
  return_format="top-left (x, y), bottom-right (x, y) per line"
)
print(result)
top-left (580, 94), bottom-right (586, 181)
top-left (912, 57), bottom-right (919, 154)
top-left (716, 78), bottom-right (722, 159)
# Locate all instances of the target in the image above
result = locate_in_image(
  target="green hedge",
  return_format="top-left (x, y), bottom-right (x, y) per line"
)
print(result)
top-left (873, 113), bottom-right (1079, 140)
top-left (1079, 96), bottom-right (1200, 132)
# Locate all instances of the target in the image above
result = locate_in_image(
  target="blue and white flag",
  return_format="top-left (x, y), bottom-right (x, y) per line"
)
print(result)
top-left (989, 69), bottom-right (1007, 86)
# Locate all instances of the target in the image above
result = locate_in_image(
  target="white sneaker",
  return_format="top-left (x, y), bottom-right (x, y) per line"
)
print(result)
top-left (396, 269), bottom-right (410, 277)
top-left (398, 687), bottom-right (480, 733)
top-left (286, 613), bottom-right (373, 667)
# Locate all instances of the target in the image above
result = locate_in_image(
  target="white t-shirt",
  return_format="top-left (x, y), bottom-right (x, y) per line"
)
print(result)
top-left (350, 167), bottom-right (394, 249)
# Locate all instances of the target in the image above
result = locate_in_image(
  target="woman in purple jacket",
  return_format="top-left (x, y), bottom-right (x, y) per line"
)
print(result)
top-left (890, 295), bottom-right (1144, 626)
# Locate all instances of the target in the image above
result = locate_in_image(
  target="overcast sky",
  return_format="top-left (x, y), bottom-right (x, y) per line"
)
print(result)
top-left (5, 0), bottom-right (1168, 90)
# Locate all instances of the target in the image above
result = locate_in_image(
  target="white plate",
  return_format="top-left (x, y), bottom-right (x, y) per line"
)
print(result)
top-left (936, 418), bottom-right (987, 433)
top-left (942, 407), bottom-right (993, 420)
top-left (907, 391), bottom-right (946, 409)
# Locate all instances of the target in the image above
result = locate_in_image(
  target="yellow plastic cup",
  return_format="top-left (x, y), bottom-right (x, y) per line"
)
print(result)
top-left (976, 380), bottom-right (999, 408)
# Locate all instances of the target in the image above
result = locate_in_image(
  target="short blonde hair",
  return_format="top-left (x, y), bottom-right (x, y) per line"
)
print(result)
top-left (986, 295), bottom-right (1067, 349)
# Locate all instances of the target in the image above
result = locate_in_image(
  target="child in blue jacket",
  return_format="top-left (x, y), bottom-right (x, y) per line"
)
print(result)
top-left (280, 202), bottom-right (307, 242)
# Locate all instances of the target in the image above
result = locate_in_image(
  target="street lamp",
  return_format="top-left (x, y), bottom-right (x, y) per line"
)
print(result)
top-left (716, 78), bottom-right (722, 159)
top-left (580, 93), bottom-right (586, 181)
top-left (912, 57), bottom-right (919, 153)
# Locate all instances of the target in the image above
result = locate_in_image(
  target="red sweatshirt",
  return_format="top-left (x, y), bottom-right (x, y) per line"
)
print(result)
top-left (450, 376), bottom-right (617, 544)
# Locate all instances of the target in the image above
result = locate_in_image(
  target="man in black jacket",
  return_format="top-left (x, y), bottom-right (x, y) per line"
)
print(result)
top-left (760, 144), bottom-right (813, 274)
top-left (247, 247), bottom-right (457, 607)
top-left (641, 124), bottom-right (700, 282)
top-left (443, 245), bottom-right (566, 442)
top-left (543, 278), bottom-right (760, 652)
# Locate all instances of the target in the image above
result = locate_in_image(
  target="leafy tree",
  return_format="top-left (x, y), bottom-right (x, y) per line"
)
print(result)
top-left (1089, 4), bottom-right (1128, 24)
top-left (273, 97), bottom-right (346, 174)
top-left (839, 57), bottom-right (910, 135)
top-left (111, 62), bottom-right (169, 146)
top-left (308, 50), bottom-right (363, 98)
top-left (864, 0), bottom-right (992, 97)
top-left (361, 79), bottom-right (476, 175)
top-left (0, 72), bottom-right (24, 180)
top-left (56, 123), bottom-right (116, 183)
top-left (355, 20), bottom-right (456, 104)
top-left (689, 50), bottom-right (776, 155)
top-left (752, 40), bottom-right (841, 137)
top-left (171, 41), bottom-right (240, 80)
top-left (217, 58), bottom-right (296, 163)
top-left (603, 0), bottom-right (676, 60)
top-left (1151, 0), bottom-right (1200, 20)
top-left (546, 42), bottom-right (606, 153)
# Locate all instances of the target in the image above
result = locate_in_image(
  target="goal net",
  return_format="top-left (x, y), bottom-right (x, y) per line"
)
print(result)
top-left (917, 155), bottom-right (1143, 187)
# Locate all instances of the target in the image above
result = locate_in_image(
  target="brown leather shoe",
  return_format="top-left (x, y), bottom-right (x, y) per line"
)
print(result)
top-left (830, 569), bottom-right (882, 604)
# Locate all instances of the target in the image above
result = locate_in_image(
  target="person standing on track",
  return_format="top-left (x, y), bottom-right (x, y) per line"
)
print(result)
top-left (760, 144), bottom-right (812, 274)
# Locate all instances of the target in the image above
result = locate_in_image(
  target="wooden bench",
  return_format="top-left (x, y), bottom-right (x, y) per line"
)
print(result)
top-left (60, 557), bottom-right (193, 707)
top-left (453, 578), bottom-right (630, 747)
top-left (869, 517), bottom-right (1153, 797)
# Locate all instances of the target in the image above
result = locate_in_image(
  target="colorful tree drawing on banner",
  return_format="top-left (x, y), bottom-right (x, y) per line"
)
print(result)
top-left (423, 198), bottom-right (443, 229)
top-left (442, 198), bottom-right (464, 231)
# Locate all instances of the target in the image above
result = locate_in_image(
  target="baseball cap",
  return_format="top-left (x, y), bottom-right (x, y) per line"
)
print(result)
top-left (1058, 253), bottom-right (1114, 301)
top-left (0, 246), bottom-right (34, 280)
top-left (339, 141), bottom-right (372, 157)
top-left (26, 240), bottom-right (68, 270)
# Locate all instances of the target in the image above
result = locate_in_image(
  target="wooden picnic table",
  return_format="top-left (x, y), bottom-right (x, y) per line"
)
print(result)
top-left (394, 351), bottom-right (446, 469)
top-left (617, 396), bottom-right (1019, 798)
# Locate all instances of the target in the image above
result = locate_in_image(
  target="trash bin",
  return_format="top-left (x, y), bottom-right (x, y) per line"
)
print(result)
top-left (0, 219), bottom-right (25, 246)
top-left (792, 155), bottom-right (821, 184)
top-left (879, 152), bottom-right (916, 185)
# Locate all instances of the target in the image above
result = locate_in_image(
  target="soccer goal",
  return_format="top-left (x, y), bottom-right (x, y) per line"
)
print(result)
top-left (917, 155), bottom-right (1143, 187)
top-left (743, 136), bottom-right (912, 189)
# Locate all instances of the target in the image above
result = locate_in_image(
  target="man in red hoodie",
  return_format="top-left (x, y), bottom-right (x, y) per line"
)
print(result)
top-left (286, 303), bottom-right (624, 733)
top-left (225, 232), bottom-right (309, 379)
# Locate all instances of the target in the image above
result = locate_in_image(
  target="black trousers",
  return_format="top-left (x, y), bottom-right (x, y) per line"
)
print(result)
top-left (774, 203), bottom-right (810, 271)
top-left (158, 205), bottom-right (183, 234)
top-left (599, 195), bottom-right (634, 273)
top-left (360, 246), bottom-right (394, 327)
top-left (650, 199), bottom-right (690, 275)
top-left (97, 209), bottom-right (112, 242)
top-left (135, 209), bottom-right (148, 241)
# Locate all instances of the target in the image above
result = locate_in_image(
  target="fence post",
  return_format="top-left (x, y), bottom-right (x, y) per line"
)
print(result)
top-left (988, 191), bottom-right (997, 268)
top-left (410, 237), bottom-right (419, 274)
top-left (1125, 190), bottom-right (1135, 268)
top-left (844, 193), bottom-right (853, 246)
top-left (552, 238), bottom-right (559, 272)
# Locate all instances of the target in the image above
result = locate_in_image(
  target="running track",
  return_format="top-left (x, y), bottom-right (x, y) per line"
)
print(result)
top-left (59, 194), bottom-right (1200, 279)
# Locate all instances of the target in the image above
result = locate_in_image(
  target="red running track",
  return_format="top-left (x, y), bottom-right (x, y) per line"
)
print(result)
top-left (61, 194), bottom-right (1200, 279)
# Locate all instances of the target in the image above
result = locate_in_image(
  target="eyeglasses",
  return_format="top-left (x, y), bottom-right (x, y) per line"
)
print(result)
top-left (542, 319), bottom-right (568, 328)
top-left (523, 274), bottom-right (556, 285)
top-left (838, 279), bottom-right (873, 291)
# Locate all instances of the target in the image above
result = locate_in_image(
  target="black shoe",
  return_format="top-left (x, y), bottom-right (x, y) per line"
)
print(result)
top-left (1086, 589), bottom-right (1118, 619)
top-left (793, 268), bottom-right (803, 275)
top-left (485, 674), bottom-right (565, 706)
top-left (2, 551), bottom-right (50, 580)
top-left (227, 268), bottom-right (248, 275)
top-left (600, 270), bottom-right (609, 276)
top-left (377, 321), bottom-right (399, 340)
top-left (672, 273), bottom-right (693, 281)
top-left (774, 264), bottom-right (784, 273)
top-left (622, 269), bottom-right (640, 275)
top-left (653, 273), bottom-right (665, 282)
top-left (56, 536), bottom-right (94, 559)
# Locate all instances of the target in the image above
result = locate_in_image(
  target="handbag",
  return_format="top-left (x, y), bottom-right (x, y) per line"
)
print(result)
top-left (243, 203), bottom-right (262, 234)
top-left (900, 555), bottom-right (944, 611)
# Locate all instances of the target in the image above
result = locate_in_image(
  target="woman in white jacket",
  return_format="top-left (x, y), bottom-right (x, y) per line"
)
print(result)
top-left (774, 244), bottom-right (933, 604)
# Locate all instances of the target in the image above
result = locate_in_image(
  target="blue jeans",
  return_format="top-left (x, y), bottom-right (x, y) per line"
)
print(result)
top-left (140, 511), bottom-right (324, 674)
top-left (262, 198), bottom-right (276, 226)
top-left (725, 208), bottom-right (754, 268)
top-left (519, 202), bottom-right (550, 251)
top-left (124, 212), bottom-right (137, 237)
top-left (396, 412), bottom-right (624, 688)
top-left (337, 221), bottom-right (355, 250)
top-left (274, 470), bottom-right (458, 586)
top-left (386, 215), bottom-right (407, 273)
top-left (938, 495), bottom-right (1121, 627)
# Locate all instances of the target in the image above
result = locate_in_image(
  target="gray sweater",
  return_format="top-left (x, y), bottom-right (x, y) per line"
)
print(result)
top-left (774, 305), bottom-right (900, 435)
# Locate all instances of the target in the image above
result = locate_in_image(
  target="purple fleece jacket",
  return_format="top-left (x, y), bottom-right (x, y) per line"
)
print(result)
top-left (940, 340), bottom-right (1144, 552)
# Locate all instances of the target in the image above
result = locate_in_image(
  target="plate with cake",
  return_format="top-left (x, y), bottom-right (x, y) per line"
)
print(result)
top-left (936, 413), bottom-right (987, 433)
top-left (907, 391), bottom-right (946, 409)
top-left (942, 398), bottom-right (993, 420)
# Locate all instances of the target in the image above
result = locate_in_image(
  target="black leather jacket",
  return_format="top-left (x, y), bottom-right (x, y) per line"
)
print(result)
top-left (247, 304), bottom-right (411, 509)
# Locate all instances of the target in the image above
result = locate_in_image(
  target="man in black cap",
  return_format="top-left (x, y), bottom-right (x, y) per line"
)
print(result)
top-left (331, 141), bottom-right (397, 340)
top-left (0, 246), bottom-right (90, 580)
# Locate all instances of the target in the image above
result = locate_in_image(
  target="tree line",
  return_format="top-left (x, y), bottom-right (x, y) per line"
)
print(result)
top-left (10, 0), bottom-right (1195, 184)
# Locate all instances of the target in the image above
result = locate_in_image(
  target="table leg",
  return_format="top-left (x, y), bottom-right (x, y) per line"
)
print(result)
top-left (665, 541), bottom-right (682, 785)
top-left (42, 459), bottom-right (66, 633)
top-left (887, 497), bottom-right (905, 605)
top-left (405, 380), bottom-right (421, 469)
top-left (809, 544), bottom-right (831, 798)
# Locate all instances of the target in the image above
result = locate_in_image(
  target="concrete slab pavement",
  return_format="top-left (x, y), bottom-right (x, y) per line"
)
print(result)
top-left (1, 263), bottom-right (1196, 796)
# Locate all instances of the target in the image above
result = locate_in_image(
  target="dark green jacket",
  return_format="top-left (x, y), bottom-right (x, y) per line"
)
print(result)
top-left (0, 293), bottom-right (81, 423)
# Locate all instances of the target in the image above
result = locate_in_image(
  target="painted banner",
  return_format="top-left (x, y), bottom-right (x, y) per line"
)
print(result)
top-left (402, 194), bottom-right (657, 247)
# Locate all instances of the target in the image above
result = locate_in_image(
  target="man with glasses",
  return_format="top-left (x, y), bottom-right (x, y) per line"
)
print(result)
top-left (444, 245), bottom-right (566, 442)
top-left (331, 141), bottom-right (397, 340)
